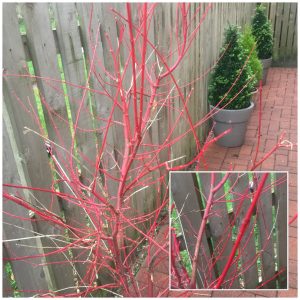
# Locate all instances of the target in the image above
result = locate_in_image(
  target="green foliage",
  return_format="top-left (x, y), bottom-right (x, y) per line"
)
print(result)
top-left (180, 250), bottom-right (192, 277)
top-left (4, 262), bottom-right (21, 297)
top-left (251, 4), bottom-right (273, 59)
top-left (241, 25), bottom-right (263, 86)
top-left (171, 204), bottom-right (182, 235)
top-left (208, 25), bottom-right (254, 110)
top-left (170, 205), bottom-right (192, 277)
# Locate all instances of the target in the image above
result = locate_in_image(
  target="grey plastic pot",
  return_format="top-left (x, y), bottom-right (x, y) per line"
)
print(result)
top-left (250, 88), bottom-right (259, 107)
top-left (261, 57), bottom-right (272, 86)
top-left (210, 102), bottom-right (254, 147)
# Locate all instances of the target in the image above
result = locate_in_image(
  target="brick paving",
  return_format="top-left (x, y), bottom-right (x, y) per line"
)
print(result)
top-left (132, 68), bottom-right (297, 297)
top-left (202, 68), bottom-right (297, 298)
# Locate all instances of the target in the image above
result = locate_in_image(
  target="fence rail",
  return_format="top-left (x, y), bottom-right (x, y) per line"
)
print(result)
top-left (171, 172), bottom-right (287, 289)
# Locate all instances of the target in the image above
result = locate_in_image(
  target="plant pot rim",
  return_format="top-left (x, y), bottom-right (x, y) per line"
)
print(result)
top-left (250, 88), bottom-right (259, 95)
top-left (210, 101), bottom-right (254, 112)
top-left (260, 56), bottom-right (272, 61)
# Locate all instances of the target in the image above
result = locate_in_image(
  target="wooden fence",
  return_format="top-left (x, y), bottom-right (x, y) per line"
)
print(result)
top-left (266, 2), bottom-right (298, 66)
top-left (2, 2), bottom-right (291, 296)
top-left (171, 172), bottom-right (288, 289)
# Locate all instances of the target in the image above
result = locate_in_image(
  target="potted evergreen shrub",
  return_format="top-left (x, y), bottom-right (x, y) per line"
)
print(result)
top-left (208, 25), bottom-right (255, 147)
top-left (251, 4), bottom-right (273, 85)
top-left (241, 25), bottom-right (263, 104)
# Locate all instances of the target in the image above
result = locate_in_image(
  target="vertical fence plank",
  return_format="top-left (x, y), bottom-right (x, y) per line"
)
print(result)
top-left (21, 3), bottom-right (73, 155)
top-left (3, 82), bottom-right (76, 294)
top-left (273, 3), bottom-right (284, 61)
top-left (75, 3), bottom-right (115, 194)
top-left (200, 173), bottom-right (240, 288)
top-left (286, 3), bottom-right (297, 59)
top-left (53, 3), bottom-right (96, 286)
top-left (269, 3), bottom-right (277, 36)
top-left (5, 3), bottom-right (76, 293)
top-left (3, 102), bottom-right (51, 296)
top-left (54, 3), bottom-right (97, 182)
top-left (75, 3), bottom-right (107, 142)
top-left (292, 4), bottom-right (297, 58)
top-left (279, 3), bottom-right (291, 61)
top-left (256, 174), bottom-right (276, 288)
top-left (274, 172), bottom-right (288, 288)
top-left (231, 173), bottom-right (259, 288)
top-left (76, 3), bottom-right (121, 198)
top-left (171, 173), bottom-right (216, 288)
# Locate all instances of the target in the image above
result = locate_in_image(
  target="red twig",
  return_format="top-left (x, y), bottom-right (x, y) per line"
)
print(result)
top-left (213, 173), bottom-right (269, 289)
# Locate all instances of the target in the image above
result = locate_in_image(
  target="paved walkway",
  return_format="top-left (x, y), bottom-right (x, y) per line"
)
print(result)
top-left (202, 67), bottom-right (297, 297)
top-left (133, 68), bottom-right (297, 297)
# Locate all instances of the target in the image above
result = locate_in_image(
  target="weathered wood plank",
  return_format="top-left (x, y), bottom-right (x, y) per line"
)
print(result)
top-left (231, 173), bottom-right (259, 288)
top-left (273, 3), bottom-right (284, 61)
top-left (292, 4), bottom-right (297, 56)
top-left (286, 4), bottom-right (297, 59)
top-left (256, 174), bottom-right (276, 289)
top-left (20, 3), bottom-right (75, 183)
top-left (75, 2), bottom-right (106, 137)
top-left (200, 173), bottom-right (240, 288)
top-left (171, 172), bottom-right (216, 288)
top-left (76, 3), bottom-right (121, 197)
top-left (6, 3), bottom-right (76, 293)
top-left (274, 172), bottom-right (288, 288)
top-left (268, 3), bottom-right (277, 34)
top-left (53, 3), bottom-right (97, 286)
top-left (279, 3), bottom-right (291, 60)
top-left (3, 103), bottom-right (51, 296)
top-left (54, 3), bottom-right (97, 182)
top-left (76, 3), bottom-right (131, 287)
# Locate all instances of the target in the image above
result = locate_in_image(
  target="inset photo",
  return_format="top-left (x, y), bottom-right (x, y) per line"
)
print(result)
top-left (170, 172), bottom-right (288, 290)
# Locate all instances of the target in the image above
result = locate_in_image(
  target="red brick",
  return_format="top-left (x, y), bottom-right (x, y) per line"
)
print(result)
top-left (264, 139), bottom-right (278, 152)
top-left (289, 175), bottom-right (297, 187)
top-left (189, 291), bottom-right (213, 297)
top-left (212, 291), bottom-right (255, 297)
top-left (239, 145), bottom-right (253, 156)
top-left (252, 291), bottom-right (277, 297)
top-left (260, 159), bottom-right (275, 170)
top-left (205, 162), bottom-right (222, 171)
top-left (289, 187), bottom-right (297, 202)
top-left (289, 237), bottom-right (297, 261)
top-left (234, 164), bottom-right (248, 171)
top-left (289, 201), bottom-right (297, 218)
top-left (268, 120), bottom-right (280, 132)
top-left (231, 155), bottom-right (249, 166)
top-left (289, 272), bottom-right (297, 289)
top-left (278, 289), bottom-right (297, 297)
top-left (276, 147), bottom-right (290, 156)
top-left (276, 154), bottom-right (288, 166)
top-left (271, 112), bottom-right (282, 121)
top-left (245, 129), bottom-right (257, 138)
top-left (280, 121), bottom-right (290, 129)
top-left (289, 151), bottom-right (297, 163)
